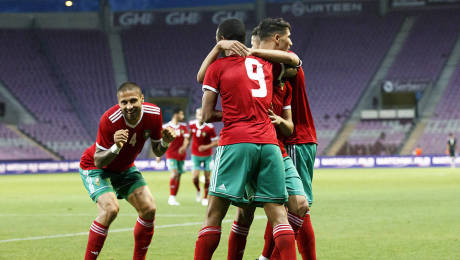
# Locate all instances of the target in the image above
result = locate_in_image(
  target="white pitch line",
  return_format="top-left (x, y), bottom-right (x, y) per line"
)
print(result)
top-left (0, 216), bottom-right (266, 244)
top-left (0, 213), bottom-right (201, 217)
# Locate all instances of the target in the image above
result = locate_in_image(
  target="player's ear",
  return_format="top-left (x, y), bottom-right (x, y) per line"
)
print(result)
top-left (140, 94), bottom-right (144, 103)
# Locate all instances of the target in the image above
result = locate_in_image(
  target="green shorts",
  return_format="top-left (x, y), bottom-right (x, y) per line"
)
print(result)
top-left (167, 159), bottom-right (186, 174)
top-left (286, 143), bottom-right (317, 206)
top-left (209, 143), bottom-right (287, 207)
top-left (192, 155), bottom-right (213, 171)
top-left (79, 166), bottom-right (147, 202)
top-left (284, 156), bottom-right (306, 197)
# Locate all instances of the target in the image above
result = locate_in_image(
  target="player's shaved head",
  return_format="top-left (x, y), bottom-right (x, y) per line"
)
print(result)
top-left (216, 18), bottom-right (246, 44)
top-left (258, 18), bottom-right (291, 40)
top-left (117, 82), bottom-right (142, 95)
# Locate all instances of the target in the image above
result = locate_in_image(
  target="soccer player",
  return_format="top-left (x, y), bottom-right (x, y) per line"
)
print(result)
top-left (79, 82), bottom-right (175, 260)
top-left (189, 107), bottom-right (218, 206)
top-left (194, 18), bottom-right (300, 260)
top-left (282, 21), bottom-right (318, 260)
top-left (161, 108), bottom-right (190, 206)
top-left (447, 133), bottom-right (457, 168)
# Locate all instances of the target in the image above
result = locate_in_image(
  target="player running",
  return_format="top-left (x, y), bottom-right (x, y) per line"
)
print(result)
top-left (79, 82), bottom-right (175, 260)
top-left (194, 18), bottom-right (300, 260)
top-left (189, 107), bottom-right (218, 206)
top-left (159, 108), bottom-right (189, 206)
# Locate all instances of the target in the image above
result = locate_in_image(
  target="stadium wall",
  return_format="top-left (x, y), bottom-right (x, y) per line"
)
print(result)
top-left (1, 155), bottom-right (458, 175)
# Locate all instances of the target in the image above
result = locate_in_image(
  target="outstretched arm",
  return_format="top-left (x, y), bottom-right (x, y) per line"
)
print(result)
top-left (151, 128), bottom-right (176, 157)
top-left (197, 40), bottom-right (249, 83)
top-left (249, 49), bottom-right (301, 67)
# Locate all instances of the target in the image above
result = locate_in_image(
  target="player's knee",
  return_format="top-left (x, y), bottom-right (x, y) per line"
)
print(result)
top-left (141, 205), bottom-right (156, 220)
top-left (296, 197), bottom-right (310, 216)
top-left (104, 204), bottom-right (120, 221)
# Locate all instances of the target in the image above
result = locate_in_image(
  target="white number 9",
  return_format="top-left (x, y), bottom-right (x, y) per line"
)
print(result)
top-left (245, 58), bottom-right (267, 98)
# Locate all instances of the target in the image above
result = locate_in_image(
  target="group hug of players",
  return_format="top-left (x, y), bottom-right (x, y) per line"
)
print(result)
top-left (78, 17), bottom-right (318, 260)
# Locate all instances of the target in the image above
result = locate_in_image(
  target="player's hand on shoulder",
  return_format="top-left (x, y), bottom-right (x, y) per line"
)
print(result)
top-left (114, 129), bottom-right (129, 148)
top-left (268, 109), bottom-right (281, 125)
top-left (162, 127), bottom-right (176, 144)
top-left (218, 40), bottom-right (249, 57)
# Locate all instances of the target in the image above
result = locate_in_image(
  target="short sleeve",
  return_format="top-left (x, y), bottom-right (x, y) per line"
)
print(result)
top-left (150, 111), bottom-right (163, 142)
top-left (283, 83), bottom-right (292, 110)
top-left (202, 61), bottom-right (220, 93)
top-left (183, 125), bottom-right (190, 138)
top-left (209, 126), bottom-right (218, 141)
top-left (96, 115), bottom-right (115, 150)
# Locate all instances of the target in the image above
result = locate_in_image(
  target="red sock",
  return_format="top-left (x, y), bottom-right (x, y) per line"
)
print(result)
top-left (261, 220), bottom-right (274, 258)
top-left (272, 224), bottom-right (297, 260)
top-left (133, 216), bottom-right (154, 260)
top-left (174, 178), bottom-right (181, 196)
top-left (85, 221), bottom-right (108, 260)
top-left (169, 178), bottom-right (176, 196)
top-left (193, 177), bottom-right (201, 192)
top-left (287, 211), bottom-right (304, 234)
top-left (227, 221), bottom-right (250, 260)
top-left (194, 226), bottom-right (221, 260)
top-left (296, 212), bottom-right (316, 260)
top-left (204, 179), bottom-right (210, 199)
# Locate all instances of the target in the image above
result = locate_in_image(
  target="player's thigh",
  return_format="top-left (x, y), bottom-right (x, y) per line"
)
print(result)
top-left (205, 195), bottom-right (232, 226)
top-left (191, 155), bottom-right (203, 171)
top-left (252, 144), bottom-right (286, 205)
top-left (235, 205), bottom-right (256, 227)
top-left (177, 160), bottom-right (186, 174)
top-left (79, 168), bottom-right (115, 202)
top-left (203, 156), bottom-right (213, 171)
top-left (209, 144), bottom-right (258, 204)
top-left (109, 167), bottom-right (147, 200)
top-left (96, 192), bottom-right (119, 212)
top-left (284, 156), bottom-right (307, 198)
top-left (127, 185), bottom-right (156, 214)
top-left (167, 158), bottom-right (179, 172)
top-left (288, 144), bottom-right (316, 205)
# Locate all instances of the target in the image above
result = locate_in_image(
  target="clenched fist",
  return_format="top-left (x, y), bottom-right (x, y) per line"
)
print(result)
top-left (162, 127), bottom-right (176, 144)
top-left (114, 129), bottom-right (129, 149)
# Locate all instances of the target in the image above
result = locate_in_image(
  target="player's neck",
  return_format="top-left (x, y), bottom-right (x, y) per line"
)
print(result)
top-left (259, 41), bottom-right (276, 50)
top-left (171, 118), bottom-right (179, 126)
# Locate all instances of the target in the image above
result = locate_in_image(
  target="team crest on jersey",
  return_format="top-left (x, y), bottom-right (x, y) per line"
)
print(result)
top-left (181, 129), bottom-right (184, 135)
top-left (143, 130), bottom-right (151, 139)
top-left (202, 132), bottom-right (207, 137)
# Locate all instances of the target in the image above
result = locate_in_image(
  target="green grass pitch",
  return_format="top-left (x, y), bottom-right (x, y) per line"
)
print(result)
top-left (1, 167), bottom-right (459, 260)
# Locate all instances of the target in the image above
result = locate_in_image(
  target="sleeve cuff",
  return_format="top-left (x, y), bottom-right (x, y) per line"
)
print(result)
top-left (283, 105), bottom-right (291, 110)
top-left (184, 134), bottom-right (190, 138)
top-left (211, 137), bottom-right (219, 141)
top-left (151, 139), bottom-right (161, 143)
top-left (202, 85), bottom-right (219, 93)
top-left (296, 59), bottom-right (303, 68)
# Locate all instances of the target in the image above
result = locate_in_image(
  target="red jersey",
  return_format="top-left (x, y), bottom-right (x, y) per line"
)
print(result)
top-left (80, 103), bottom-right (162, 172)
top-left (272, 76), bottom-right (292, 158)
top-left (203, 55), bottom-right (278, 146)
top-left (284, 66), bottom-right (317, 145)
top-left (163, 121), bottom-right (189, 161)
top-left (189, 120), bottom-right (218, 157)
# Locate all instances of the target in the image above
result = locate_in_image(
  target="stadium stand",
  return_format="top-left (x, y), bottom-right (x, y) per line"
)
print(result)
top-left (0, 124), bottom-right (53, 160)
top-left (417, 63), bottom-right (460, 154)
top-left (386, 11), bottom-right (460, 82)
top-left (339, 120), bottom-right (413, 155)
top-left (289, 14), bottom-right (404, 154)
top-left (0, 29), bottom-right (99, 159)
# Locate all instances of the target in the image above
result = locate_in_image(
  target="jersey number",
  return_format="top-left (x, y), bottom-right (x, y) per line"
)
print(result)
top-left (245, 58), bottom-right (267, 98)
top-left (129, 133), bottom-right (137, 147)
